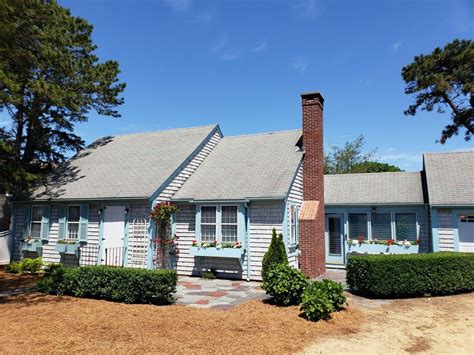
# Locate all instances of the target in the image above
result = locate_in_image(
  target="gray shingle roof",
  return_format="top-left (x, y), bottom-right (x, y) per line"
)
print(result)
top-left (424, 150), bottom-right (474, 206)
top-left (324, 172), bottom-right (425, 205)
top-left (172, 130), bottom-right (303, 201)
top-left (31, 125), bottom-right (219, 200)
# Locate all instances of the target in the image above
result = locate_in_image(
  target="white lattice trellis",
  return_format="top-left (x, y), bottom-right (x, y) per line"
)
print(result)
top-left (128, 217), bottom-right (149, 268)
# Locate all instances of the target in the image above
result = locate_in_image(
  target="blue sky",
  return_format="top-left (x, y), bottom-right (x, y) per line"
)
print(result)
top-left (3, 0), bottom-right (473, 171)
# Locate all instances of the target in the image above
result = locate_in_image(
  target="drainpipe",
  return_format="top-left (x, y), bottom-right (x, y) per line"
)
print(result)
top-left (245, 203), bottom-right (251, 282)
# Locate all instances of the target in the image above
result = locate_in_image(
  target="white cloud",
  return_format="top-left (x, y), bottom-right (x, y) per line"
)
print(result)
top-left (293, 0), bottom-right (325, 18)
top-left (392, 40), bottom-right (402, 51)
top-left (163, 0), bottom-right (192, 12)
top-left (252, 41), bottom-right (268, 53)
top-left (291, 57), bottom-right (310, 74)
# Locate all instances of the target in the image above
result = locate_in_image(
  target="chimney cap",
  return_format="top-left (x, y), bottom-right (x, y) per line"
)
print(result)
top-left (300, 91), bottom-right (324, 103)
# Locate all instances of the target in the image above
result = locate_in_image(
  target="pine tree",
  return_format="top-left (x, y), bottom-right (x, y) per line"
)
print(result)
top-left (262, 228), bottom-right (288, 281)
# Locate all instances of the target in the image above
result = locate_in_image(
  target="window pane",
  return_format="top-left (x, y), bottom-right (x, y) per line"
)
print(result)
top-left (201, 225), bottom-right (216, 242)
top-left (348, 213), bottom-right (368, 239)
top-left (68, 223), bottom-right (79, 240)
top-left (371, 213), bottom-right (392, 240)
top-left (221, 206), bottom-right (237, 224)
top-left (31, 223), bottom-right (41, 239)
top-left (222, 225), bottom-right (237, 243)
top-left (31, 207), bottom-right (43, 222)
top-left (395, 213), bottom-right (417, 241)
top-left (201, 207), bottom-right (216, 224)
top-left (68, 206), bottom-right (80, 222)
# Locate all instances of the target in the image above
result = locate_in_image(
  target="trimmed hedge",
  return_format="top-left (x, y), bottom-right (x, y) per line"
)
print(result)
top-left (38, 265), bottom-right (177, 305)
top-left (347, 252), bottom-right (474, 297)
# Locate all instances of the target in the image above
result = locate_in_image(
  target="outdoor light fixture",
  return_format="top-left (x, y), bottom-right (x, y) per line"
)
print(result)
top-left (372, 207), bottom-right (376, 213)
top-left (99, 208), bottom-right (103, 215)
top-left (125, 208), bottom-right (129, 214)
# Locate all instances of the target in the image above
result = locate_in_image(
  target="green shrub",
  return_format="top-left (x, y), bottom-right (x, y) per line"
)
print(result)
top-left (20, 257), bottom-right (43, 273)
top-left (5, 258), bottom-right (43, 274)
top-left (262, 228), bottom-right (288, 281)
top-left (202, 268), bottom-right (217, 279)
top-left (347, 252), bottom-right (474, 297)
top-left (262, 263), bottom-right (309, 306)
top-left (38, 265), bottom-right (177, 305)
top-left (300, 283), bottom-right (334, 321)
top-left (5, 262), bottom-right (21, 273)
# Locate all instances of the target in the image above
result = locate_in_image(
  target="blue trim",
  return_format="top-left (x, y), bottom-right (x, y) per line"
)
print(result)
top-left (195, 203), bottom-right (245, 243)
top-left (97, 205), bottom-right (105, 265)
top-left (149, 125), bottom-right (222, 203)
top-left (245, 204), bottom-right (251, 281)
top-left (281, 203), bottom-right (289, 251)
top-left (431, 208), bottom-right (439, 252)
top-left (123, 204), bottom-right (131, 267)
top-left (450, 208), bottom-right (474, 252)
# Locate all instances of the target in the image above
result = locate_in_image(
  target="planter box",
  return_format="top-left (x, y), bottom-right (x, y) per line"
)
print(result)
top-left (21, 240), bottom-right (43, 256)
top-left (347, 243), bottom-right (419, 255)
top-left (189, 246), bottom-right (244, 259)
top-left (55, 243), bottom-right (81, 256)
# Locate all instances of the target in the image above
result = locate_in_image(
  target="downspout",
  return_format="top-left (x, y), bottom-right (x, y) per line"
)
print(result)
top-left (245, 203), bottom-right (251, 281)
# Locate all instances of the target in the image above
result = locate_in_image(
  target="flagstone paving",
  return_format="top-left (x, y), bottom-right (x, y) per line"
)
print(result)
top-left (175, 276), bottom-right (268, 310)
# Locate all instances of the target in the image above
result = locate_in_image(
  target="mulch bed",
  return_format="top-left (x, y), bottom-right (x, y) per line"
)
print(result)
top-left (0, 270), bottom-right (39, 293)
top-left (0, 271), bottom-right (364, 353)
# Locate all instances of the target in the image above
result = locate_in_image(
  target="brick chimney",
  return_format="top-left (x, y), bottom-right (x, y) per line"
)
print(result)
top-left (299, 92), bottom-right (326, 278)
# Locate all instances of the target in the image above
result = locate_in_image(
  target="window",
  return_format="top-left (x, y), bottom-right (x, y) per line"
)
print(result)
top-left (30, 206), bottom-right (43, 239)
top-left (290, 206), bottom-right (298, 244)
top-left (460, 215), bottom-right (474, 223)
top-left (221, 206), bottom-right (238, 243)
top-left (348, 213), bottom-right (368, 240)
top-left (395, 213), bottom-right (417, 241)
top-left (200, 206), bottom-right (217, 242)
top-left (67, 206), bottom-right (80, 240)
top-left (371, 213), bottom-right (392, 240)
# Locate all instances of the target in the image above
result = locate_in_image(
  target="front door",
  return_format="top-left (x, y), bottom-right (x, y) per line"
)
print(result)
top-left (459, 215), bottom-right (474, 252)
top-left (326, 214), bottom-right (345, 265)
top-left (102, 206), bottom-right (126, 266)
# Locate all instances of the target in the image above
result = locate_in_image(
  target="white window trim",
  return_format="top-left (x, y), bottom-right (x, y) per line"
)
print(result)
top-left (30, 205), bottom-right (43, 240)
top-left (198, 204), bottom-right (240, 243)
top-left (66, 205), bottom-right (81, 241)
top-left (289, 205), bottom-right (298, 245)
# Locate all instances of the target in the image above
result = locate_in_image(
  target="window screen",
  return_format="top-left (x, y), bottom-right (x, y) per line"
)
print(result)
top-left (348, 213), bottom-right (368, 240)
top-left (371, 213), bottom-right (392, 240)
top-left (395, 213), bottom-right (417, 241)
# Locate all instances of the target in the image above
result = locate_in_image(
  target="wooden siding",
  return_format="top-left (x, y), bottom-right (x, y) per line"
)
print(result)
top-left (249, 201), bottom-right (284, 280)
top-left (155, 131), bottom-right (222, 202)
top-left (285, 163), bottom-right (303, 268)
top-left (174, 204), bottom-right (248, 279)
top-left (417, 208), bottom-right (430, 253)
top-left (437, 209), bottom-right (455, 251)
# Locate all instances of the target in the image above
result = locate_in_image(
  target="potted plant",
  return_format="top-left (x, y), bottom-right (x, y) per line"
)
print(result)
top-left (21, 236), bottom-right (43, 255)
top-left (55, 240), bottom-right (82, 256)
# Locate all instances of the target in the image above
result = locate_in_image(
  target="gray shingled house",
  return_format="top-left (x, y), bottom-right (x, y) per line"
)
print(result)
top-left (10, 92), bottom-right (474, 280)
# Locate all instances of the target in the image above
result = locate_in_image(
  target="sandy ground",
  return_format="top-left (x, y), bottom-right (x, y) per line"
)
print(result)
top-left (1, 271), bottom-right (473, 353)
top-left (303, 292), bottom-right (474, 354)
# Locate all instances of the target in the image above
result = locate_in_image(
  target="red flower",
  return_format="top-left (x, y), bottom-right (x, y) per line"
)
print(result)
top-left (358, 236), bottom-right (364, 244)
top-left (416, 239), bottom-right (420, 245)
top-left (386, 239), bottom-right (392, 246)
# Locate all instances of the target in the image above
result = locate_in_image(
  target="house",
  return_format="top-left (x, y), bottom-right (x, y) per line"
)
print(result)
top-left (10, 91), bottom-right (474, 280)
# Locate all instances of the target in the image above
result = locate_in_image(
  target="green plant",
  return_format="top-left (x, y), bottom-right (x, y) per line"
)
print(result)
top-left (347, 252), bottom-right (474, 297)
top-left (262, 228), bottom-right (288, 281)
top-left (202, 268), bottom-right (217, 279)
top-left (38, 265), bottom-right (177, 305)
top-left (262, 263), bottom-right (308, 306)
top-left (300, 283), bottom-right (334, 321)
top-left (57, 240), bottom-right (80, 245)
top-left (5, 261), bottom-right (21, 273)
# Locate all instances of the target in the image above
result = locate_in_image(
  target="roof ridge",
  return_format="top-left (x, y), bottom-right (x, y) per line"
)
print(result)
top-left (101, 124), bottom-right (218, 139)
top-left (223, 129), bottom-right (301, 139)
top-left (325, 171), bottom-right (421, 177)
top-left (424, 149), bottom-right (474, 156)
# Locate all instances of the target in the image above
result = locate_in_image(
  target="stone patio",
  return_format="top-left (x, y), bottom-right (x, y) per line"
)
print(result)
top-left (175, 276), bottom-right (268, 310)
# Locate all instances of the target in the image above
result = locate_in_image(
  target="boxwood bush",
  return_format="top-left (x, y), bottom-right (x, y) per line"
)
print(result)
top-left (38, 264), bottom-right (177, 305)
top-left (347, 252), bottom-right (474, 297)
top-left (300, 279), bottom-right (346, 321)
top-left (262, 263), bottom-right (309, 306)
top-left (5, 257), bottom-right (43, 274)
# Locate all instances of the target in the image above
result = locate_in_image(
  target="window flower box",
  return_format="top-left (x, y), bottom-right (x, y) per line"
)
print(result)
top-left (189, 246), bottom-right (244, 258)
top-left (21, 239), bottom-right (43, 256)
top-left (55, 242), bottom-right (82, 256)
top-left (347, 242), bottom-right (419, 254)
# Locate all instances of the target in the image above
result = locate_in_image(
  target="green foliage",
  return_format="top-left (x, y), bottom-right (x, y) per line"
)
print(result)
top-left (5, 261), bottom-right (21, 273)
top-left (300, 279), bottom-right (346, 322)
top-left (402, 39), bottom-right (474, 143)
top-left (261, 228), bottom-right (288, 281)
top-left (324, 135), bottom-right (401, 174)
top-left (202, 268), bottom-right (217, 279)
top-left (351, 161), bottom-right (403, 173)
top-left (0, 0), bottom-right (125, 193)
top-left (38, 265), bottom-right (177, 305)
top-left (5, 257), bottom-right (43, 273)
top-left (262, 263), bottom-right (309, 306)
top-left (347, 252), bottom-right (474, 297)
top-left (300, 283), bottom-right (334, 321)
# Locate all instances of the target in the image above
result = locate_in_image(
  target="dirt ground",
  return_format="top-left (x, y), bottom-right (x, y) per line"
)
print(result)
top-left (0, 271), bottom-right (473, 354)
